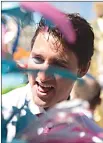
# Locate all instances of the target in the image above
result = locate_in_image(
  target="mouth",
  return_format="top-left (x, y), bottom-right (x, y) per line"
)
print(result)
top-left (35, 81), bottom-right (55, 97)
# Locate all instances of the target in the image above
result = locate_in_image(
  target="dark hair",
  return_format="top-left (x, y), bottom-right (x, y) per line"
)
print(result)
top-left (31, 13), bottom-right (94, 67)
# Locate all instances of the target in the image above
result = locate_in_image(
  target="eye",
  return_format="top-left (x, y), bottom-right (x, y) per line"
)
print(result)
top-left (52, 61), bottom-right (66, 68)
top-left (33, 56), bottom-right (44, 64)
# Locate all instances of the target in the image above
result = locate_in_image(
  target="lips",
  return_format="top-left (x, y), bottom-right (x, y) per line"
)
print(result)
top-left (38, 85), bottom-right (52, 93)
top-left (36, 81), bottom-right (54, 96)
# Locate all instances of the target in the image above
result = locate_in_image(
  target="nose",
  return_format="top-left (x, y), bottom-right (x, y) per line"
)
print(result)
top-left (37, 64), bottom-right (54, 82)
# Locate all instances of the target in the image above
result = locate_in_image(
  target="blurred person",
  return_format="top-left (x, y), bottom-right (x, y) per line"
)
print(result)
top-left (94, 96), bottom-right (103, 128)
top-left (89, 2), bottom-right (103, 127)
top-left (89, 2), bottom-right (103, 85)
top-left (2, 2), bottom-right (103, 142)
top-left (71, 74), bottom-right (102, 120)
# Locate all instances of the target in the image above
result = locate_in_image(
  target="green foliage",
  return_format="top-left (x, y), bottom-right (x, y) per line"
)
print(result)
top-left (2, 84), bottom-right (26, 94)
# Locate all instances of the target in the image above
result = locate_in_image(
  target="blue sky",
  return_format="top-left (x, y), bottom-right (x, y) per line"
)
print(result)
top-left (51, 2), bottom-right (96, 21)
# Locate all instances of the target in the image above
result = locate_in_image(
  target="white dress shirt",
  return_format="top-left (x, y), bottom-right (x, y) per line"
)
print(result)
top-left (2, 84), bottom-right (45, 142)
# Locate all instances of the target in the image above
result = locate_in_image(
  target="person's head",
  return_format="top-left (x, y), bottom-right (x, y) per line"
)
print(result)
top-left (71, 74), bottom-right (101, 110)
top-left (27, 13), bottom-right (94, 108)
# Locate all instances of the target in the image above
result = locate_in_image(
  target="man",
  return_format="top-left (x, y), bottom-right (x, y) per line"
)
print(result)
top-left (2, 13), bottom-right (95, 142)
top-left (71, 74), bottom-right (102, 119)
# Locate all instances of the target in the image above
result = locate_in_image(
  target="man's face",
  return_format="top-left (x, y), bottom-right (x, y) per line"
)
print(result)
top-left (28, 32), bottom-right (78, 108)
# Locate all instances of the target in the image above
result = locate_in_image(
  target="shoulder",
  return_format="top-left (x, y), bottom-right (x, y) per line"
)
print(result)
top-left (2, 85), bottom-right (30, 120)
top-left (2, 85), bottom-right (28, 110)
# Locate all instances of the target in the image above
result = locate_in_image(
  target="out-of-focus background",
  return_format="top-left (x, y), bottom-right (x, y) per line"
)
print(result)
top-left (1, 2), bottom-right (103, 127)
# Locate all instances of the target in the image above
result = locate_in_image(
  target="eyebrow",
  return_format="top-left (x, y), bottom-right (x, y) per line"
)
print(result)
top-left (31, 52), bottom-right (70, 65)
top-left (53, 57), bottom-right (70, 66)
top-left (31, 52), bottom-right (44, 58)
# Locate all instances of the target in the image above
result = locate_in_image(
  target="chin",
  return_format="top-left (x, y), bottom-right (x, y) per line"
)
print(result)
top-left (34, 95), bottom-right (48, 107)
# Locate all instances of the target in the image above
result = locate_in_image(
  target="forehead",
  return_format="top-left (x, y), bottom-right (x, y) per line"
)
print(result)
top-left (32, 32), bottom-right (63, 53)
top-left (32, 32), bottom-right (75, 60)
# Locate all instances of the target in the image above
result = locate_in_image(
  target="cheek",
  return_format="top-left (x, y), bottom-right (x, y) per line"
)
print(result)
top-left (55, 76), bottom-right (75, 102)
top-left (56, 75), bottom-right (75, 92)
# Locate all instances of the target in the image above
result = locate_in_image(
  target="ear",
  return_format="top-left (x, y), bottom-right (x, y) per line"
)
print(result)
top-left (77, 61), bottom-right (90, 78)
